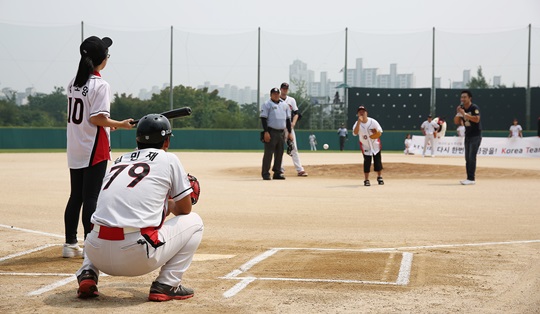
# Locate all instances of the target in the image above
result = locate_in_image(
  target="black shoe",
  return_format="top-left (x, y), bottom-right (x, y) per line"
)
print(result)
top-left (77, 269), bottom-right (99, 299)
top-left (377, 176), bottom-right (384, 185)
top-left (148, 281), bottom-right (194, 302)
top-left (273, 174), bottom-right (286, 180)
top-left (262, 176), bottom-right (271, 180)
top-left (364, 180), bottom-right (370, 186)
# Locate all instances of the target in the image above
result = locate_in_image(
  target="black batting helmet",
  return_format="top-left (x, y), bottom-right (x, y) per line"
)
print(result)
top-left (136, 114), bottom-right (173, 144)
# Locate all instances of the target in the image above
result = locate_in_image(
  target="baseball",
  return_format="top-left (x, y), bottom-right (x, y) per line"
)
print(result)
top-left (323, 144), bottom-right (329, 150)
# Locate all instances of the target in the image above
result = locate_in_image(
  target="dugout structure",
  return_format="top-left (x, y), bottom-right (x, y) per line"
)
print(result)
top-left (347, 87), bottom-right (538, 131)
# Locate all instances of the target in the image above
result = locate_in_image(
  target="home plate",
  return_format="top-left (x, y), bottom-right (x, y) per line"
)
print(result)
top-left (194, 254), bottom-right (236, 261)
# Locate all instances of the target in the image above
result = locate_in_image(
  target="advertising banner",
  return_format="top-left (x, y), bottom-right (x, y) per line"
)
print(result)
top-left (410, 136), bottom-right (540, 158)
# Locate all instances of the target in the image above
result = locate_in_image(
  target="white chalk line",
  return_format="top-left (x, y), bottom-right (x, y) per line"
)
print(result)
top-left (0, 223), bottom-right (83, 241)
top-left (274, 239), bottom-right (540, 252)
top-left (28, 275), bottom-right (78, 296)
top-left (0, 244), bottom-right (60, 262)
top-left (222, 239), bottom-right (540, 298)
top-left (0, 272), bottom-right (73, 276)
top-left (223, 277), bottom-right (256, 299)
top-left (223, 249), bottom-right (414, 298)
top-left (223, 248), bottom-right (279, 278)
top-left (396, 252), bottom-right (414, 286)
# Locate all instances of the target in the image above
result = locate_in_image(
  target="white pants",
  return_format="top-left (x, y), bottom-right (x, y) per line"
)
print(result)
top-left (309, 142), bottom-right (317, 151)
top-left (423, 134), bottom-right (436, 156)
top-left (76, 212), bottom-right (204, 287)
top-left (282, 129), bottom-right (305, 173)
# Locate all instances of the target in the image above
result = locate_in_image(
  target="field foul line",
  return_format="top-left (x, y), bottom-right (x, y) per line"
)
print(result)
top-left (28, 276), bottom-right (78, 296)
top-left (0, 223), bottom-right (83, 241)
top-left (273, 239), bottom-right (540, 252)
top-left (0, 272), bottom-right (73, 276)
top-left (0, 243), bottom-right (60, 262)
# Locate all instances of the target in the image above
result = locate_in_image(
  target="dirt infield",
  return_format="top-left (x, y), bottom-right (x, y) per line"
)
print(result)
top-left (1, 151), bottom-right (539, 313)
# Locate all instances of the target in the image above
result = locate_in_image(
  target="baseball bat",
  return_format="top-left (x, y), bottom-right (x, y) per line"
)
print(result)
top-left (130, 107), bottom-right (192, 125)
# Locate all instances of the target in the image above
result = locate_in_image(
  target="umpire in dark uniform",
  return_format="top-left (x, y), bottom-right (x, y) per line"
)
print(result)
top-left (260, 87), bottom-right (293, 180)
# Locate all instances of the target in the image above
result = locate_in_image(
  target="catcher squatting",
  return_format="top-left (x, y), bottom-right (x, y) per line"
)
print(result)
top-left (76, 113), bottom-right (203, 302)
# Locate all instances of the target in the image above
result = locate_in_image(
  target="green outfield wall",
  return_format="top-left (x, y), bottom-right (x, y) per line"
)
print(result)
top-left (1, 128), bottom-right (535, 151)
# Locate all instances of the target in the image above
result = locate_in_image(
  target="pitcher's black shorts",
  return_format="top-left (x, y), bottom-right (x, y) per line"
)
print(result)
top-left (363, 152), bottom-right (382, 173)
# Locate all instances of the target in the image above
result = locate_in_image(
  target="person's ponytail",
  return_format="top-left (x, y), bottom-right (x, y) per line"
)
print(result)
top-left (73, 56), bottom-right (94, 88)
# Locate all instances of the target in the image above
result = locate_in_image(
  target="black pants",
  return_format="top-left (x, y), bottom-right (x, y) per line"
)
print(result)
top-left (464, 135), bottom-right (482, 181)
top-left (339, 136), bottom-right (346, 151)
top-left (363, 152), bottom-right (383, 173)
top-left (64, 160), bottom-right (107, 244)
top-left (261, 129), bottom-right (285, 178)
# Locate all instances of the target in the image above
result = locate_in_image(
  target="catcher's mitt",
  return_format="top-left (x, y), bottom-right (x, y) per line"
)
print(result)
top-left (187, 174), bottom-right (200, 205)
top-left (286, 139), bottom-right (294, 156)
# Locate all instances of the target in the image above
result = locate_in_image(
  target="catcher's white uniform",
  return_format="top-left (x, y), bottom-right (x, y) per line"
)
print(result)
top-left (77, 148), bottom-right (203, 287)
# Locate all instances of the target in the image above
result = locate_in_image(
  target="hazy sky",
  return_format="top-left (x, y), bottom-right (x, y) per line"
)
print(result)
top-left (1, 0), bottom-right (540, 97)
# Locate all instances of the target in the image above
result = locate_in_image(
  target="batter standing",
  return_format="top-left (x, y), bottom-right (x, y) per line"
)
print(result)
top-left (280, 82), bottom-right (308, 176)
top-left (453, 90), bottom-right (482, 185)
top-left (76, 114), bottom-right (204, 301)
top-left (64, 36), bottom-right (133, 258)
top-left (352, 106), bottom-right (384, 186)
top-left (260, 87), bottom-right (293, 180)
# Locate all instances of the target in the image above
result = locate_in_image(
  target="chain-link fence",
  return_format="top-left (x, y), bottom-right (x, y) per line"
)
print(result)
top-left (1, 23), bottom-right (538, 129)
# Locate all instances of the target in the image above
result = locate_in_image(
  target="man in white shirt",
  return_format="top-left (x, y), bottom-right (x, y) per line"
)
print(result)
top-left (280, 82), bottom-right (308, 176)
top-left (421, 114), bottom-right (438, 157)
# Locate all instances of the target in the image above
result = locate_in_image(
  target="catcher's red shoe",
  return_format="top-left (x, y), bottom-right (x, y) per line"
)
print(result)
top-left (148, 281), bottom-right (194, 302)
top-left (77, 270), bottom-right (99, 299)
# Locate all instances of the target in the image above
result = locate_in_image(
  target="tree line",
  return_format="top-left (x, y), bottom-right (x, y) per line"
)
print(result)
top-left (0, 86), bottom-right (256, 129)
top-left (0, 83), bottom-right (329, 130)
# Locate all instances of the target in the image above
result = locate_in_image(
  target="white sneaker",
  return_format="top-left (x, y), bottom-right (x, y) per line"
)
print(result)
top-left (63, 243), bottom-right (83, 258)
top-left (460, 180), bottom-right (476, 185)
top-left (431, 155), bottom-right (435, 158)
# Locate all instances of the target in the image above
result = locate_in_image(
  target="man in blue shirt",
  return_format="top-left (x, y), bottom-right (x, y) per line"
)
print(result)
top-left (260, 88), bottom-right (293, 180)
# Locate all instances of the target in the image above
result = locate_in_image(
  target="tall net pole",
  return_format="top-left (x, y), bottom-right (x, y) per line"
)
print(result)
top-left (170, 26), bottom-right (173, 111)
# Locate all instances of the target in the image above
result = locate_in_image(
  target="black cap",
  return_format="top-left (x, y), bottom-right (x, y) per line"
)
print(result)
top-left (270, 87), bottom-right (280, 94)
top-left (280, 82), bottom-right (289, 89)
top-left (357, 106), bottom-right (366, 111)
top-left (80, 36), bottom-right (112, 66)
top-left (136, 114), bottom-right (173, 144)
top-left (428, 114), bottom-right (432, 118)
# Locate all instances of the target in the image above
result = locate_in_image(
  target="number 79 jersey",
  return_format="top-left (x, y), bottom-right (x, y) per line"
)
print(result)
top-left (66, 75), bottom-right (111, 169)
top-left (91, 148), bottom-right (193, 229)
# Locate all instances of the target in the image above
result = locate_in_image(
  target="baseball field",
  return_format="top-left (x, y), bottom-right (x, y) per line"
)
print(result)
top-left (0, 151), bottom-right (539, 313)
